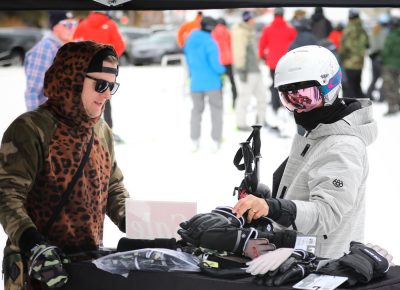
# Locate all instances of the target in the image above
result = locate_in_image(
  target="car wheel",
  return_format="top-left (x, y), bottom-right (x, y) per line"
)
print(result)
top-left (10, 50), bottom-right (24, 66)
top-left (119, 53), bottom-right (130, 66)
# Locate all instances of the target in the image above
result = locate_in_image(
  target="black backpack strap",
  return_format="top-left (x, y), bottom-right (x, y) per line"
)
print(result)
top-left (43, 128), bottom-right (95, 236)
top-left (272, 157), bottom-right (288, 198)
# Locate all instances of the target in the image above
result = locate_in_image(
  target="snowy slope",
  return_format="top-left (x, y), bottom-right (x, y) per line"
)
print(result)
top-left (0, 64), bottom-right (399, 288)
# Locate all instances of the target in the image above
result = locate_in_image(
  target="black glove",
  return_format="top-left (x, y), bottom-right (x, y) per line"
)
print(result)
top-left (211, 206), bottom-right (245, 228)
top-left (178, 211), bottom-right (259, 255)
top-left (254, 249), bottom-right (317, 287)
top-left (178, 212), bottom-right (233, 246)
top-left (28, 242), bottom-right (70, 288)
top-left (317, 241), bottom-right (390, 287)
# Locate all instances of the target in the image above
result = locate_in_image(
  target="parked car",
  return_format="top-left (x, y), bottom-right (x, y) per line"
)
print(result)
top-left (119, 26), bottom-right (151, 65)
top-left (129, 30), bottom-right (182, 65)
top-left (0, 27), bottom-right (44, 66)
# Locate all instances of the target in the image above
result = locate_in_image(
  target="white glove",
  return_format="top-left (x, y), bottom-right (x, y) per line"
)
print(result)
top-left (245, 248), bottom-right (294, 275)
top-left (366, 243), bottom-right (395, 266)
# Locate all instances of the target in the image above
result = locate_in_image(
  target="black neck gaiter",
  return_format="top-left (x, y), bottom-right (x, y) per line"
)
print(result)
top-left (294, 98), bottom-right (361, 132)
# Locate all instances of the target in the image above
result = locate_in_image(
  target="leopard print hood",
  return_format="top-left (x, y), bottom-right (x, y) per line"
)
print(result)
top-left (43, 41), bottom-right (117, 128)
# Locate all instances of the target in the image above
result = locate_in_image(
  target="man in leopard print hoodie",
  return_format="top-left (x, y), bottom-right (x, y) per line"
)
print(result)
top-left (0, 41), bottom-right (129, 290)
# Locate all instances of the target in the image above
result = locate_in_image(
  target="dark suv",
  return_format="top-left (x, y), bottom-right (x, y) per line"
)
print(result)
top-left (0, 27), bottom-right (44, 66)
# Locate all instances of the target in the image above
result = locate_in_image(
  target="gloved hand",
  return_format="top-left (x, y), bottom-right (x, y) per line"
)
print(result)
top-left (244, 239), bottom-right (276, 259)
top-left (246, 248), bottom-right (294, 275)
top-left (317, 241), bottom-right (390, 287)
top-left (28, 242), bottom-right (70, 288)
top-left (254, 249), bottom-right (316, 286)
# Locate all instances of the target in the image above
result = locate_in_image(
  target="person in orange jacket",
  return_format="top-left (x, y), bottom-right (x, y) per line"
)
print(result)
top-left (73, 11), bottom-right (126, 143)
top-left (177, 11), bottom-right (203, 48)
top-left (212, 18), bottom-right (237, 108)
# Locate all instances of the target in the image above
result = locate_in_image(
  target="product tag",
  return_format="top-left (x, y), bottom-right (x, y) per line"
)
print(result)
top-left (293, 273), bottom-right (348, 290)
top-left (294, 235), bottom-right (317, 253)
top-left (203, 260), bottom-right (219, 268)
top-left (316, 259), bottom-right (335, 271)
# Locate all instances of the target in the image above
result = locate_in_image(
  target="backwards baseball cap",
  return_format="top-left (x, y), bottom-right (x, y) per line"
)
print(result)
top-left (242, 11), bottom-right (254, 22)
top-left (87, 47), bottom-right (119, 76)
top-left (48, 11), bottom-right (73, 29)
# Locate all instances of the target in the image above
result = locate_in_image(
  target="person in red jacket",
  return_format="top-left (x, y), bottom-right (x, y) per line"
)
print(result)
top-left (212, 18), bottom-right (237, 108)
top-left (258, 8), bottom-right (297, 115)
top-left (73, 11), bottom-right (126, 143)
top-left (328, 23), bottom-right (344, 49)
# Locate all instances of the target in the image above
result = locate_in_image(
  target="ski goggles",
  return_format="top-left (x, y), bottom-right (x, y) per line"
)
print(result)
top-left (278, 84), bottom-right (324, 113)
top-left (86, 75), bottom-right (120, 95)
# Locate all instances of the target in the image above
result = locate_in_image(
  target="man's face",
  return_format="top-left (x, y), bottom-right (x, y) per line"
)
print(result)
top-left (81, 61), bottom-right (118, 119)
top-left (53, 19), bottom-right (77, 43)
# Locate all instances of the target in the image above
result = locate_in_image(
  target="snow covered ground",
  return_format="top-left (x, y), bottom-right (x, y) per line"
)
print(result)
top-left (0, 62), bottom-right (399, 287)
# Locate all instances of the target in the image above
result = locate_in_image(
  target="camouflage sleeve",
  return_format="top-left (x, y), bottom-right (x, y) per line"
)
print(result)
top-left (101, 124), bottom-right (129, 230)
top-left (0, 116), bottom-right (44, 246)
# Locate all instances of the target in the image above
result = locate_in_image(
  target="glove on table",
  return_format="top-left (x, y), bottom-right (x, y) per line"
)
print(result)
top-left (317, 241), bottom-right (390, 287)
top-left (246, 248), bottom-right (294, 275)
top-left (366, 243), bottom-right (394, 266)
top-left (28, 242), bottom-right (70, 289)
top-left (254, 249), bottom-right (317, 286)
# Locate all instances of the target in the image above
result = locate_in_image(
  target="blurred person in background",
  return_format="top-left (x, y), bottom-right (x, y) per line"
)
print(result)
top-left (73, 11), bottom-right (126, 143)
top-left (24, 11), bottom-right (76, 111)
top-left (381, 17), bottom-right (400, 115)
top-left (366, 14), bottom-right (390, 101)
top-left (328, 22), bottom-right (344, 49)
top-left (339, 8), bottom-right (369, 99)
top-left (310, 7), bottom-right (332, 40)
top-left (184, 16), bottom-right (225, 151)
top-left (289, 18), bottom-right (318, 51)
top-left (258, 7), bottom-right (296, 134)
top-left (290, 8), bottom-right (307, 27)
top-left (176, 11), bottom-right (203, 98)
top-left (232, 11), bottom-right (267, 131)
top-left (212, 18), bottom-right (237, 109)
top-left (176, 11), bottom-right (203, 48)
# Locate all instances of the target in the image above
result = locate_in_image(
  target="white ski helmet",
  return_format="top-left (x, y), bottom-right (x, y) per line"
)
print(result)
top-left (274, 45), bottom-right (342, 106)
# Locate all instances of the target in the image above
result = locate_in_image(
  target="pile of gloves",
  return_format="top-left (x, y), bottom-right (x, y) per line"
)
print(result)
top-left (246, 242), bottom-right (393, 287)
top-left (177, 206), bottom-right (297, 258)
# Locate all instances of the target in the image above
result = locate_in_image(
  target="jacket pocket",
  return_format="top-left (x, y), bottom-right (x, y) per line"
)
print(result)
top-left (3, 247), bottom-right (25, 290)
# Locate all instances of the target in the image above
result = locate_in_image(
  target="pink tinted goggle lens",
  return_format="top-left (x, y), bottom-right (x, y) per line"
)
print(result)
top-left (279, 86), bottom-right (323, 112)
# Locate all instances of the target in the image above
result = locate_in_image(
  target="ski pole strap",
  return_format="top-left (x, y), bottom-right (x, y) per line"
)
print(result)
top-left (43, 128), bottom-right (95, 236)
top-left (233, 125), bottom-right (262, 171)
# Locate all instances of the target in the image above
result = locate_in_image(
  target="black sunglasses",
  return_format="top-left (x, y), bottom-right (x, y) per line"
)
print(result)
top-left (86, 75), bottom-right (120, 95)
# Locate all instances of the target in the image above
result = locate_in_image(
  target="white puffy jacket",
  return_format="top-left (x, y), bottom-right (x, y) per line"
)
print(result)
top-left (277, 99), bottom-right (377, 258)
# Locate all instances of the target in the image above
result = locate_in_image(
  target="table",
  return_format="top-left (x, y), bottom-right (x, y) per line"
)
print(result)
top-left (61, 263), bottom-right (400, 290)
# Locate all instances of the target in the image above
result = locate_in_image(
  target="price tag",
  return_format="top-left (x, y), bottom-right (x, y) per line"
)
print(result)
top-left (294, 235), bottom-right (317, 253)
top-left (293, 273), bottom-right (348, 290)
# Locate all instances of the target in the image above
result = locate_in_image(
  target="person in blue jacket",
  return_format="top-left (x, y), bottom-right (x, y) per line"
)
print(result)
top-left (184, 16), bottom-right (226, 151)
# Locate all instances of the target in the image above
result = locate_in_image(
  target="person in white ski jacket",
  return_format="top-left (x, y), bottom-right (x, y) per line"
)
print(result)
top-left (233, 45), bottom-right (377, 259)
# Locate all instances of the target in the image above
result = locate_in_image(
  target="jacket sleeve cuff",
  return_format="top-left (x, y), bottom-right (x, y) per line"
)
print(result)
top-left (266, 198), bottom-right (297, 229)
top-left (19, 227), bottom-right (45, 254)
